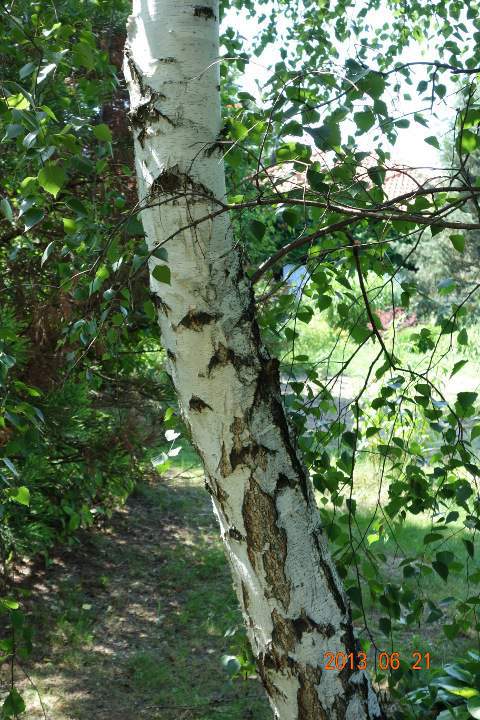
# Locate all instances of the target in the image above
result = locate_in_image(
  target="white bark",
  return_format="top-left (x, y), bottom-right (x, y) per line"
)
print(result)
top-left (124, 2), bottom-right (385, 718)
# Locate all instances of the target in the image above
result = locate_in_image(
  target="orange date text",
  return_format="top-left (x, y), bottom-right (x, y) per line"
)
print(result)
top-left (323, 651), bottom-right (431, 671)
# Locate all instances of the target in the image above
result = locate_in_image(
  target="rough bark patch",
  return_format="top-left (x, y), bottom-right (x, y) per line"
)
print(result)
top-left (242, 479), bottom-right (290, 609)
top-left (271, 609), bottom-right (296, 653)
top-left (297, 665), bottom-right (327, 720)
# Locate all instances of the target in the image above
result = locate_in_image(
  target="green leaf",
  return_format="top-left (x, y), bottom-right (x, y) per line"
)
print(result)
top-left (41, 241), bottom-right (55, 267)
top-left (471, 425), bottom-right (480, 442)
top-left (357, 72), bottom-right (385, 99)
top-left (63, 218), bottom-right (77, 234)
top-left (423, 532), bottom-right (444, 544)
top-left (307, 168), bottom-right (330, 193)
top-left (342, 431), bottom-right (357, 449)
top-left (9, 486), bottom-right (30, 506)
top-left (450, 360), bottom-right (467, 377)
top-left (93, 123), bottom-right (112, 142)
top-left (367, 166), bottom-right (385, 187)
top-left (353, 109), bottom-right (375, 132)
top-left (306, 121), bottom-right (341, 150)
top-left (443, 623), bottom-right (459, 640)
top-left (414, 113), bottom-right (428, 127)
top-left (126, 217), bottom-right (144, 237)
top-left (379, 617), bottom-right (391, 636)
top-left (229, 120), bottom-right (248, 141)
top-left (0, 597), bottom-right (19, 610)
top-left (467, 696), bottom-right (480, 719)
top-left (464, 539), bottom-right (474, 558)
top-left (457, 392), bottom-right (477, 409)
top-left (0, 198), bottom-right (13, 223)
top-left (461, 129), bottom-right (478, 153)
top-left (425, 136), bottom-right (440, 149)
top-left (38, 163), bottom-right (67, 198)
top-left (143, 300), bottom-right (156, 321)
top-left (438, 277), bottom-right (456, 295)
top-left (23, 130), bottom-right (39, 149)
top-left (249, 219), bottom-right (266, 240)
top-left (283, 208), bottom-right (299, 227)
top-left (37, 62), bottom-right (57, 84)
top-left (152, 264), bottom-right (171, 284)
top-left (317, 294), bottom-right (332, 310)
top-left (346, 585), bottom-right (363, 607)
top-left (19, 62), bottom-right (36, 80)
top-left (152, 246), bottom-right (168, 261)
top-left (450, 234), bottom-right (465, 253)
top-left (2, 688), bottom-right (26, 717)
top-left (23, 208), bottom-right (44, 231)
top-left (2, 457), bottom-right (18, 476)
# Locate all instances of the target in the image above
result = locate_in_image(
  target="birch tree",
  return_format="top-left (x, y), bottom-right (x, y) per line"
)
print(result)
top-left (123, 2), bottom-right (385, 718)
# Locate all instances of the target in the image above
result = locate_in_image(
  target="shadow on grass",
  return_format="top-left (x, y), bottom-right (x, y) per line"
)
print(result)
top-left (9, 474), bottom-right (270, 720)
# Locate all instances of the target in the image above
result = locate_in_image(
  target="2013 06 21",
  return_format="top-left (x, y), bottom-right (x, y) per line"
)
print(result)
top-left (323, 651), bottom-right (431, 671)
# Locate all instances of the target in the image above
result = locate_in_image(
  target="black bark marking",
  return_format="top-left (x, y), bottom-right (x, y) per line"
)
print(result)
top-left (208, 343), bottom-right (236, 374)
top-left (205, 473), bottom-right (228, 508)
top-left (292, 611), bottom-right (336, 641)
top-left (194, 5), bottom-right (216, 19)
top-left (157, 56), bottom-right (176, 63)
top-left (189, 396), bottom-right (212, 412)
top-left (219, 442), bottom-right (231, 476)
top-left (130, 95), bottom-right (174, 145)
top-left (230, 445), bottom-right (253, 471)
top-left (240, 581), bottom-right (251, 616)
top-left (257, 652), bottom-right (289, 700)
top-left (151, 165), bottom-right (183, 194)
top-left (311, 531), bottom-right (348, 620)
top-left (228, 527), bottom-right (245, 542)
top-left (204, 480), bottom-right (214, 495)
top-left (227, 417), bottom-right (272, 472)
top-left (276, 472), bottom-right (297, 491)
top-left (333, 694), bottom-right (348, 719)
top-left (178, 309), bottom-right (218, 331)
top-left (166, 349), bottom-right (176, 362)
top-left (150, 166), bottom-right (215, 201)
top-left (242, 479), bottom-right (291, 610)
top-left (125, 46), bottom-right (146, 94)
top-left (152, 293), bottom-right (171, 315)
top-left (252, 356), bottom-right (310, 503)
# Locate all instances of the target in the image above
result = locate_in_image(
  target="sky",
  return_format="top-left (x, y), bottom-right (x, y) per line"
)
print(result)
top-left (221, 3), bottom-right (459, 169)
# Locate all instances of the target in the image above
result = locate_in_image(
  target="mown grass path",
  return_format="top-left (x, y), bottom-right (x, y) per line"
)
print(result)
top-left (12, 470), bottom-right (270, 719)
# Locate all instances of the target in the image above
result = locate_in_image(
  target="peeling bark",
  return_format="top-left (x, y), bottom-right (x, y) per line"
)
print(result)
top-left (124, 1), bottom-right (385, 718)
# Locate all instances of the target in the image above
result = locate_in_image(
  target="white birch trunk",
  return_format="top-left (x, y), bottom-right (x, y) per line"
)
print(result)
top-left (124, 2), bottom-right (385, 718)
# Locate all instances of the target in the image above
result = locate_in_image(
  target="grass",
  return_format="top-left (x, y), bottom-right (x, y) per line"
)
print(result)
top-left (287, 308), bottom-right (480, 399)
top-left (6, 468), bottom-right (270, 719)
